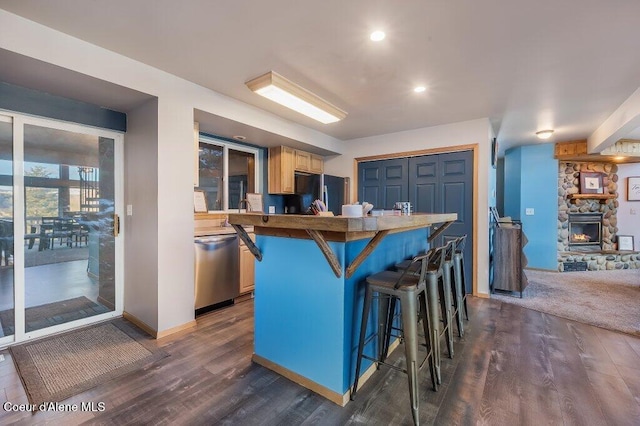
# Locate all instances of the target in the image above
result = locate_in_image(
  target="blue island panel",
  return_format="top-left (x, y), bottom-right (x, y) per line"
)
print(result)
top-left (254, 228), bottom-right (428, 396)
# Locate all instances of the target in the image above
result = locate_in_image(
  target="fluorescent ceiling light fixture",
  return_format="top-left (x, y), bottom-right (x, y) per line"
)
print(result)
top-left (370, 30), bottom-right (386, 41)
top-left (536, 129), bottom-right (554, 139)
top-left (414, 86), bottom-right (426, 93)
top-left (245, 71), bottom-right (347, 124)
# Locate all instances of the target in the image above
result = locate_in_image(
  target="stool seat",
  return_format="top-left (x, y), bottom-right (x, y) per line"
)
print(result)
top-left (395, 259), bottom-right (440, 275)
top-left (366, 270), bottom-right (420, 289)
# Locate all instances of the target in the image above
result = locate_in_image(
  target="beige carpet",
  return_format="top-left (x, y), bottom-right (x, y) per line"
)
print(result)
top-left (492, 268), bottom-right (640, 336)
top-left (10, 320), bottom-right (168, 406)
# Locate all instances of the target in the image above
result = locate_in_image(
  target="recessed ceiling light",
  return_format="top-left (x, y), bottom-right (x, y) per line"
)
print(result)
top-left (233, 135), bottom-right (247, 141)
top-left (370, 30), bottom-right (386, 42)
top-left (535, 129), bottom-right (554, 139)
top-left (414, 86), bottom-right (426, 93)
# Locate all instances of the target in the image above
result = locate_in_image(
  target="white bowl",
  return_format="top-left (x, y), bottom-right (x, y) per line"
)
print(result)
top-left (341, 204), bottom-right (364, 217)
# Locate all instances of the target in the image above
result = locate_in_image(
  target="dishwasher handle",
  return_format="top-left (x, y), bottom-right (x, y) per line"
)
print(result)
top-left (195, 234), bottom-right (238, 245)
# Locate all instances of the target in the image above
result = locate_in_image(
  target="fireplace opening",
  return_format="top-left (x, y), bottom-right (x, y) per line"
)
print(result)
top-left (568, 213), bottom-right (603, 251)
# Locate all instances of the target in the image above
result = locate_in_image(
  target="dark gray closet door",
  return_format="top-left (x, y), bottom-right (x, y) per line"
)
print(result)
top-left (358, 158), bottom-right (408, 209)
top-left (409, 150), bottom-right (473, 292)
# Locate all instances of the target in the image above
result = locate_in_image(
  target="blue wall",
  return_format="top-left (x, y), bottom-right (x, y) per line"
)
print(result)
top-left (503, 143), bottom-right (557, 270)
top-left (254, 229), bottom-right (427, 394)
top-left (503, 147), bottom-right (522, 219)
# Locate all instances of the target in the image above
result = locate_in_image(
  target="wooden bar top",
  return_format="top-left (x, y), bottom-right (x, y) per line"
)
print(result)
top-left (227, 212), bottom-right (457, 233)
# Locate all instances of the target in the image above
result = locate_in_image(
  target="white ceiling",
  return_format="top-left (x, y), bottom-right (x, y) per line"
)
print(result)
top-left (2, 0), bottom-right (640, 154)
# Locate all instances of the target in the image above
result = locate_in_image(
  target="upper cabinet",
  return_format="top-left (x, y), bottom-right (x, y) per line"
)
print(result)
top-left (268, 146), bottom-right (295, 194)
top-left (309, 154), bottom-right (324, 174)
top-left (268, 146), bottom-right (324, 194)
top-left (294, 150), bottom-right (311, 172)
top-left (294, 150), bottom-right (324, 174)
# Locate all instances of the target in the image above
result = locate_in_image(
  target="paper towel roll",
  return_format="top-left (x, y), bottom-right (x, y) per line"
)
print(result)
top-left (341, 204), bottom-right (363, 217)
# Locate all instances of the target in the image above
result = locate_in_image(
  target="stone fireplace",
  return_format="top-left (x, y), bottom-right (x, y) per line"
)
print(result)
top-left (558, 161), bottom-right (640, 271)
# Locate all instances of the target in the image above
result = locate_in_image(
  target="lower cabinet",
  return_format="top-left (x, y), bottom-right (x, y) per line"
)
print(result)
top-left (239, 232), bottom-right (255, 294)
top-left (492, 222), bottom-right (528, 297)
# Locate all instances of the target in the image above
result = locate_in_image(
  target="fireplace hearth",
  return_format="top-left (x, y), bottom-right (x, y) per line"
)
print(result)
top-left (568, 212), bottom-right (602, 251)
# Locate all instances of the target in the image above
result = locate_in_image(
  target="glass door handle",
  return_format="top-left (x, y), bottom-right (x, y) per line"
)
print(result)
top-left (113, 213), bottom-right (120, 237)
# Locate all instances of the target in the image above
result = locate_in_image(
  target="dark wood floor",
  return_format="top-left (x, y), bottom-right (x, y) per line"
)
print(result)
top-left (1, 297), bottom-right (640, 425)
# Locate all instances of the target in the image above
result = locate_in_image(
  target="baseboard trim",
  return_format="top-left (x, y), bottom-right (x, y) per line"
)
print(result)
top-left (234, 292), bottom-right (254, 304)
top-left (156, 320), bottom-right (197, 339)
top-left (252, 338), bottom-right (400, 407)
top-left (122, 311), bottom-right (196, 339)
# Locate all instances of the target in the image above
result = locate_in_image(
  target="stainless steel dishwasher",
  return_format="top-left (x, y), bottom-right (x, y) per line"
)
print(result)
top-left (194, 234), bottom-right (239, 311)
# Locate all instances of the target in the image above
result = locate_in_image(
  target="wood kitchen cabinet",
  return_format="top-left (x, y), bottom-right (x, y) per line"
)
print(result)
top-left (268, 145), bottom-right (324, 193)
top-left (294, 150), bottom-right (311, 172)
top-left (309, 154), bottom-right (324, 174)
top-left (239, 232), bottom-right (255, 294)
top-left (268, 146), bottom-right (295, 194)
top-left (294, 150), bottom-right (324, 174)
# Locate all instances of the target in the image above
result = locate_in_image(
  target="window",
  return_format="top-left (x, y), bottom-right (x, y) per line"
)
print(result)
top-left (197, 137), bottom-right (260, 212)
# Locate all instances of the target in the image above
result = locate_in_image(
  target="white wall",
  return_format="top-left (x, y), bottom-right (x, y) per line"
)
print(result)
top-left (617, 163), bottom-right (640, 250)
top-left (324, 118), bottom-right (493, 296)
top-left (124, 98), bottom-right (159, 329)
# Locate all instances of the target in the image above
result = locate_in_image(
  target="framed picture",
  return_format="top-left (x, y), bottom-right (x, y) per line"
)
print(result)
top-left (193, 190), bottom-right (208, 213)
top-left (245, 193), bottom-right (264, 213)
top-left (628, 176), bottom-right (640, 201)
top-left (579, 172), bottom-right (603, 194)
top-left (491, 138), bottom-right (498, 169)
top-left (617, 235), bottom-right (634, 251)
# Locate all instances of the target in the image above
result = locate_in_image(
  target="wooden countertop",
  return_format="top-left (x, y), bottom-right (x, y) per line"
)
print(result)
top-left (228, 212), bottom-right (457, 279)
top-left (227, 213), bottom-right (457, 233)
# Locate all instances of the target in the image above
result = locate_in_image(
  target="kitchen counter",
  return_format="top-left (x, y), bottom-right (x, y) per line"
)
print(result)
top-left (227, 212), bottom-right (455, 235)
top-left (227, 212), bottom-right (456, 405)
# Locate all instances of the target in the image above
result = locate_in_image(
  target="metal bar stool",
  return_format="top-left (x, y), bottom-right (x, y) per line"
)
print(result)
top-left (444, 236), bottom-right (464, 338)
top-left (452, 234), bottom-right (469, 321)
top-left (395, 240), bottom-right (455, 384)
top-left (351, 252), bottom-right (437, 426)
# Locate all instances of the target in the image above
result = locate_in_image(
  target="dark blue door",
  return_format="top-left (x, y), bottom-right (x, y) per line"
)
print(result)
top-left (360, 150), bottom-right (474, 293)
top-left (358, 158), bottom-right (408, 210)
top-left (409, 151), bottom-right (473, 292)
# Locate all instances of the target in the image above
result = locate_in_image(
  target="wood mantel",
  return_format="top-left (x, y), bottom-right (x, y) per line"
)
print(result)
top-left (554, 140), bottom-right (640, 163)
top-left (566, 193), bottom-right (616, 204)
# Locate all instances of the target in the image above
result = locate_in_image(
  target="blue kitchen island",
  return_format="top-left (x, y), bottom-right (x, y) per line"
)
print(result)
top-left (227, 212), bottom-right (456, 405)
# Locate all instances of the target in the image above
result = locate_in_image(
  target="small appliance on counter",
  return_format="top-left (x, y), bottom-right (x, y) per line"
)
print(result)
top-left (393, 201), bottom-right (412, 215)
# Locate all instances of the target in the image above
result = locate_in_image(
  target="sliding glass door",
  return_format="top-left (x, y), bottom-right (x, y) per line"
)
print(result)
top-left (0, 114), bottom-right (123, 345)
top-left (0, 115), bottom-right (14, 342)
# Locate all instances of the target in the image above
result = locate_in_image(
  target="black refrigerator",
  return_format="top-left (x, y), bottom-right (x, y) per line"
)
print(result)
top-left (285, 174), bottom-right (349, 215)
